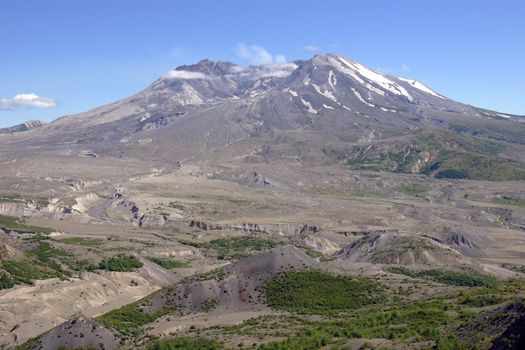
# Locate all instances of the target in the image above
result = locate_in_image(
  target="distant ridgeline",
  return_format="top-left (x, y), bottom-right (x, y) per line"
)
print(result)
top-left (0, 120), bottom-right (46, 134)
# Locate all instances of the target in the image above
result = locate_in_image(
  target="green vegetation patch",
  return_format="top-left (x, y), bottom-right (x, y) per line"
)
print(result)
top-left (493, 196), bottom-right (525, 207)
top-left (0, 239), bottom-right (74, 289)
top-left (13, 337), bottom-right (39, 350)
top-left (342, 128), bottom-right (525, 180)
top-left (0, 214), bottom-right (53, 234)
top-left (431, 155), bottom-right (525, 181)
top-left (0, 272), bottom-right (15, 289)
top-left (263, 270), bottom-right (383, 314)
top-left (457, 279), bottom-right (525, 307)
top-left (98, 254), bottom-right (143, 271)
top-left (0, 194), bottom-right (48, 207)
top-left (56, 237), bottom-right (105, 247)
top-left (0, 238), bottom-right (98, 290)
top-left (167, 201), bottom-right (185, 210)
top-left (299, 245), bottom-right (335, 262)
top-left (200, 298), bottom-right (219, 312)
top-left (0, 193), bottom-right (24, 203)
top-left (185, 236), bottom-right (278, 260)
top-left (397, 184), bottom-right (429, 197)
top-left (97, 300), bottom-right (173, 337)
top-left (147, 256), bottom-right (190, 269)
top-left (0, 258), bottom-right (63, 286)
top-left (256, 299), bottom-right (470, 349)
top-left (502, 263), bottom-right (525, 274)
top-left (184, 267), bottom-right (227, 283)
top-left (450, 119), bottom-right (525, 145)
top-left (386, 267), bottom-right (497, 287)
top-left (149, 337), bottom-right (223, 350)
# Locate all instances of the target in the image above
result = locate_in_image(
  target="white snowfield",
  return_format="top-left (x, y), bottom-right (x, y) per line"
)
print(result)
top-left (300, 96), bottom-right (318, 114)
top-left (351, 88), bottom-right (375, 107)
top-left (312, 83), bottom-right (338, 102)
top-left (325, 56), bottom-right (385, 98)
top-left (398, 77), bottom-right (444, 99)
top-left (287, 89), bottom-right (299, 97)
top-left (337, 56), bottom-right (414, 101)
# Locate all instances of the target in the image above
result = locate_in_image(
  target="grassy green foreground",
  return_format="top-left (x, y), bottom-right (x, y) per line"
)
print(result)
top-left (56, 236), bottom-right (105, 247)
top-left (12, 263), bottom-right (525, 349)
top-left (263, 270), bottom-right (383, 314)
top-left (0, 237), bottom-right (71, 289)
top-left (386, 266), bottom-right (497, 287)
top-left (0, 214), bottom-right (53, 234)
top-left (0, 236), bottom-right (142, 290)
top-left (149, 337), bottom-right (223, 350)
top-left (97, 300), bottom-right (173, 338)
top-left (147, 256), bottom-right (191, 269)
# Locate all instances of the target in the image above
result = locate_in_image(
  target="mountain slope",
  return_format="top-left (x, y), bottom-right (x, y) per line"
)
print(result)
top-left (1, 54), bottom-right (524, 180)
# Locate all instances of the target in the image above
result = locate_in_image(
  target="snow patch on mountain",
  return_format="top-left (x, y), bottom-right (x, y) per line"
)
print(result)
top-left (312, 83), bottom-right (338, 102)
top-left (380, 107), bottom-right (396, 113)
top-left (328, 70), bottom-right (337, 87)
top-left (300, 97), bottom-right (317, 114)
top-left (338, 57), bottom-right (413, 101)
top-left (398, 77), bottom-right (444, 99)
top-left (351, 88), bottom-right (375, 107)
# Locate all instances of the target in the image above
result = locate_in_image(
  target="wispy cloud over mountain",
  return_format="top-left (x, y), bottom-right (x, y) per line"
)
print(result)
top-left (162, 70), bottom-right (211, 80)
top-left (234, 43), bottom-right (286, 65)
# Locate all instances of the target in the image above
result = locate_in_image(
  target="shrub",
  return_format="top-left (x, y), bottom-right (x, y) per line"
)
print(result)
top-left (99, 255), bottom-right (143, 271)
top-left (149, 337), bottom-right (223, 350)
top-left (57, 237), bottom-right (105, 247)
top-left (397, 184), bottom-right (429, 197)
top-left (97, 301), bottom-right (172, 336)
top-left (0, 214), bottom-right (53, 234)
top-left (386, 267), bottom-right (497, 287)
top-left (147, 257), bottom-right (190, 269)
top-left (185, 236), bottom-right (277, 260)
top-left (0, 273), bottom-right (14, 289)
top-left (263, 270), bottom-right (383, 314)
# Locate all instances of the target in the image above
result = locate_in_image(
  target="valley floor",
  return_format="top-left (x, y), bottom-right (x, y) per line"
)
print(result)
top-left (0, 164), bottom-right (524, 349)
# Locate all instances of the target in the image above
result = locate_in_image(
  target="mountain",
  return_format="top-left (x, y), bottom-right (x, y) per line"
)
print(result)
top-left (0, 120), bottom-right (46, 134)
top-left (3, 53), bottom-right (523, 181)
top-left (2, 54), bottom-right (525, 350)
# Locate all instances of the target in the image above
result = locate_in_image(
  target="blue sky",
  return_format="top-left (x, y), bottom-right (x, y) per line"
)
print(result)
top-left (1, 0), bottom-right (524, 127)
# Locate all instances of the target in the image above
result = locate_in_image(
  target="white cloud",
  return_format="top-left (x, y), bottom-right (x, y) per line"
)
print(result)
top-left (256, 63), bottom-right (298, 78)
top-left (401, 64), bottom-right (411, 72)
top-left (230, 65), bottom-right (248, 73)
top-left (274, 54), bottom-right (286, 64)
top-left (232, 43), bottom-right (297, 77)
top-left (162, 70), bottom-right (211, 80)
top-left (234, 43), bottom-right (287, 65)
top-left (303, 45), bottom-right (320, 52)
top-left (0, 93), bottom-right (58, 110)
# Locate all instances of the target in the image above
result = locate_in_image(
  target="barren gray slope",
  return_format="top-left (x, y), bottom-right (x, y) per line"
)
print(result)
top-left (2, 53), bottom-right (522, 165)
